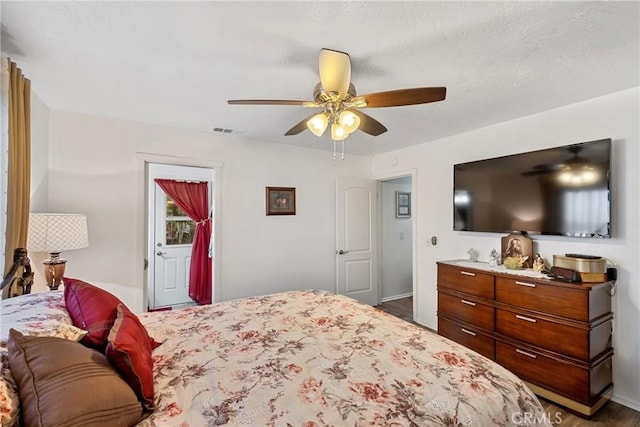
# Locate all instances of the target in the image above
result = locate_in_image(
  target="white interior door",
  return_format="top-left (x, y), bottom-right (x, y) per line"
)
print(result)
top-left (336, 177), bottom-right (378, 305)
top-left (153, 188), bottom-right (194, 308)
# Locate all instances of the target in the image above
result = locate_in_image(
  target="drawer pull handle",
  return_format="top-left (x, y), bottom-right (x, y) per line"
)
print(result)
top-left (515, 314), bottom-right (537, 323)
top-left (515, 281), bottom-right (537, 288)
top-left (460, 299), bottom-right (476, 307)
top-left (516, 348), bottom-right (537, 359)
top-left (460, 271), bottom-right (476, 277)
top-left (461, 328), bottom-right (476, 336)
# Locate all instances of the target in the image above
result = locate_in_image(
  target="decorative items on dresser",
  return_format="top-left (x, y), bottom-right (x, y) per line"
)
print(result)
top-left (437, 260), bottom-right (614, 416)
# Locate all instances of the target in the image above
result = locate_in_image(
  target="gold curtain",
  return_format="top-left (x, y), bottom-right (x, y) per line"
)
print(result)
top-left (2, 59), bottom-right (31, 298)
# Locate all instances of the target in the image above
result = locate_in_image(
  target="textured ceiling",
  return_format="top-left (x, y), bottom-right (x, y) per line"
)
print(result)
top-left (1, 1), bottom-right (638, 156)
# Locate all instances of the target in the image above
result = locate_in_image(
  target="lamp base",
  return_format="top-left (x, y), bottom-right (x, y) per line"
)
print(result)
top-left (43, 252), bottom-right (67, 291)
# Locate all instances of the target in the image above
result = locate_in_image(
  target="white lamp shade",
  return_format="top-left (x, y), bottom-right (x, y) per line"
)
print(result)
top-left (307, 113), bottom-right (329, 137)
top-left (338, 110), bottom-right (360, 134)
top-left (331, 123), bottom-right (348, 141)
top-left (28, 213), bottom-right (89, 252)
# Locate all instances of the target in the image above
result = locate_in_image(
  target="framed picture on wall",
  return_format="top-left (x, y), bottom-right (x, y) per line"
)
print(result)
top-left (266, 187), bottom-right (296, 215)
top-left (396, 191), bottom-right (411, 218)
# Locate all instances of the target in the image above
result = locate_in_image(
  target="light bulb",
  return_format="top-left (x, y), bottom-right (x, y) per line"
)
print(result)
top-left (338, 110), bottom-right (360, 134)
top-left (331, 123), bottom-right (348, 140)
top-left (581, 168), bottom-right (597, 184)
top-left (558, 171), bottom-right (571, 184)
top-left (306, 113), bottom-right (328, 137)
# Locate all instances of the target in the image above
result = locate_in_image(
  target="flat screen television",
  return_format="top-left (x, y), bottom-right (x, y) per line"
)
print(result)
top-left (453, 138), bottom-right (611, 238)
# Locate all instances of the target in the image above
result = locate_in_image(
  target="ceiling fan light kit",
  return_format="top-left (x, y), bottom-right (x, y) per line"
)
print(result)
top-left (228, 48), bottom-right (447, 159)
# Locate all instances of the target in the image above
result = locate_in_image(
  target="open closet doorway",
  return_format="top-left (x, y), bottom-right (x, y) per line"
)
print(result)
top-left (147, 163), bottom-right (215, 310)
top-left (378, 176), bottom-right (414, 322)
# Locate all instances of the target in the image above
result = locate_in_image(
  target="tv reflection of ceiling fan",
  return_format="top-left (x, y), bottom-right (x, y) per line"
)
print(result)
top-left (521, 146), bottom-right (584, 177)
top-left (522, 146), bottom-right (599, 185)
top-left (227, 48), bottom-right (446, 158)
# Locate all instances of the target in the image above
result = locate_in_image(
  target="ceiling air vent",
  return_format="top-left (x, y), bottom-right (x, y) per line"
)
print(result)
top-left (212, 127), bottom-right (243, 135)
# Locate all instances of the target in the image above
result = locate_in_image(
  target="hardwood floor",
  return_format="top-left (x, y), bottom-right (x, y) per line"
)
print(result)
top-left (376, 296), bottom-right (640, 426)
top-left (377, 296), bottom-right (414, 324)
top-left (539, 398), bottom-right (640, 426)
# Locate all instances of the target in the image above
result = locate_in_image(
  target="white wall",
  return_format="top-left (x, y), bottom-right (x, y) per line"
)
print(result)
top-left (372, 87), bottom-right (640, 410)
top-left (380, 177), bottom-right (413, 299)
top-left (28, 91), bottom-right (50, 293)
top-left (46, 111), bottom-right (371, 311)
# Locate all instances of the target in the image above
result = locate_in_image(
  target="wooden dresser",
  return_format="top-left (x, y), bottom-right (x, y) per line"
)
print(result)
top-left (437, 260), bottom-right (614, 416)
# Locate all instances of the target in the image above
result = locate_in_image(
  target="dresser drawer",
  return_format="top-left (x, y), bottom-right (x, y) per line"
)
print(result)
top-left (496, 341), bottom-right (612, 405)
top-left (496, 309), bottom-right (588, 360)
top-left (496, 277), bottom-right (588, 321)
top-left (438, 291), bottom-right (494, 331)
top-left (438, 265), bottom-right (494, 299)
top-left (438, 317), bottom-right (495, 360)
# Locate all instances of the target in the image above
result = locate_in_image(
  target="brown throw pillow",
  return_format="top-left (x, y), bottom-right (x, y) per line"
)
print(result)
top-left (7, 329), bottom-right (146, 427)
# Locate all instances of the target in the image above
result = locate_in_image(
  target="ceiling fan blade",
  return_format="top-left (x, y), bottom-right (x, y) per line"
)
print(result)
top-left (319, 48), bottom-right (351, 98)
top-left (348, 109), bottom-right (387, 136)
top-left (228, 99), bottom-right (309, 106)
top-left (284, 113), bottom-right (319, 136)
top-left (358, 87), bottom-right (446, 108)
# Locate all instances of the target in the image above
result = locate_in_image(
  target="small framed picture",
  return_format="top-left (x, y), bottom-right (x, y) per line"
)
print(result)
top-left (396, 191), bottom-right (411, 218)
top-left (266, 187), bottom-right (296, 215)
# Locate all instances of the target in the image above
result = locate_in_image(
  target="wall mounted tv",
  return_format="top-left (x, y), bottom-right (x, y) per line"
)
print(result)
top-left (453, 138), bottom-right (611, 238)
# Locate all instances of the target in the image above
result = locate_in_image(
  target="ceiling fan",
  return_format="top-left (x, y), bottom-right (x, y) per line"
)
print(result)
top-left (228, 48), bottom-right (446, 159)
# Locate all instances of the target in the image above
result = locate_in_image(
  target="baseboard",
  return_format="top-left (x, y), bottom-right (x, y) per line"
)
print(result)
top-left (611, 394), bottom-right (640, 412)
top-left (380, 292), bottom-right (412, 303)
top-left (413, 317), bottom-right (437, 333)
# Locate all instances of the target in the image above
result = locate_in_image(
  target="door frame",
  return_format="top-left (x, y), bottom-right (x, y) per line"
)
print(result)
top-left (374, 168), bottom-right (418, 320)
top-left (136, 153), bottom-right (223, 310)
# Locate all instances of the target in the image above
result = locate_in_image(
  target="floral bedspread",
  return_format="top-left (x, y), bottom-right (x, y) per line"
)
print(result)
top-left (138, 290), bottom-right (550, 426)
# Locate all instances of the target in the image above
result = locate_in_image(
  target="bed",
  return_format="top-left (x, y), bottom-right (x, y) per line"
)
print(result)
top-left (1, 281), bottom-right (551, 426)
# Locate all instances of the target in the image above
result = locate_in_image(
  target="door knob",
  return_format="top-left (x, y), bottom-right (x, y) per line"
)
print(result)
top-left (337, 250), bottom-right (349, 255)
top-left (156, 251), bottom-right (166, 256)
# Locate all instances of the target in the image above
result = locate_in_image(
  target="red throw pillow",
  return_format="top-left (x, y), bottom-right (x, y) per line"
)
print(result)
top-left (64, 277), bottom-right (129, 350)
top-left (105, 304), bottom-right (156, 411)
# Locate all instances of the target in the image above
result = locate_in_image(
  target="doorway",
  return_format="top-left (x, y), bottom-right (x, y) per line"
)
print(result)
top-left (147, 163), bottom-right (215, 310)
top-left (379, 175), bottom-right (414, 318)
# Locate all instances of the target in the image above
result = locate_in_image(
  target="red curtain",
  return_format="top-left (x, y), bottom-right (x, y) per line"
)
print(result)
top-left (155, 179), bottom-right (212, 305)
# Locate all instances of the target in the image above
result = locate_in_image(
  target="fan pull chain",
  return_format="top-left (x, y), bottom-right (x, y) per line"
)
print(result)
top-left (331, 139), bottom-right (346, 160)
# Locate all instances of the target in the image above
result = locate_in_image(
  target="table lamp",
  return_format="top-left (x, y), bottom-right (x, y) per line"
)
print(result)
top-left (27, 213), bottom-right (89, 290)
